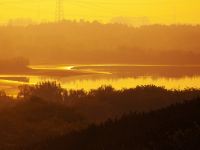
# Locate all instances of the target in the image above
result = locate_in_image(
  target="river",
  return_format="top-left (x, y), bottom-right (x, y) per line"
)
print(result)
top-left (1, 64), bottom-right (200, 96)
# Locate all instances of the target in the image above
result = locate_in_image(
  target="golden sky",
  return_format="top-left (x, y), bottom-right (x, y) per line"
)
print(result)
top-left (0, 0), bottom-right (199, 24)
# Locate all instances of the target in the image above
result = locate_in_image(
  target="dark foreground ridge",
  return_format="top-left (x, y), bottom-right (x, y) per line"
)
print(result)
top-left (28, 98), bottom-right (200, 150)
top-left (1, 82), bottom-right (200, 150)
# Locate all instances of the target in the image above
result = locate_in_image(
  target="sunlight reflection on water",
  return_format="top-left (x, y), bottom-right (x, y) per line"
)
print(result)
top-left (1, 65), bottom-right (200, 96)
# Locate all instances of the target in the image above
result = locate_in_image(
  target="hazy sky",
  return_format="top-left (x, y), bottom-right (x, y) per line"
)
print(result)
top-left (0, 0), bottom-right (199, 24)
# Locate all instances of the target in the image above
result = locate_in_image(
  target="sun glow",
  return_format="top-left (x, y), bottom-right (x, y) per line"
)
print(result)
top-left (0, 0), bottom-right (200, 25)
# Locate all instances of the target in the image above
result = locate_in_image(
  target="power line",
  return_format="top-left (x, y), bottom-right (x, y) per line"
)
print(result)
top-left (55, 0), bottom-right (64, 22)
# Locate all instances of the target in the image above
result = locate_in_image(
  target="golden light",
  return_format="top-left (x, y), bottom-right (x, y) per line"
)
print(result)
top-left (0, 0), bottom-right (200, 25)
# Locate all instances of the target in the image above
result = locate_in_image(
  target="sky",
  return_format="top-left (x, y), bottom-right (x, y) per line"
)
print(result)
top-left (0, 0), bottom-right (199, 25)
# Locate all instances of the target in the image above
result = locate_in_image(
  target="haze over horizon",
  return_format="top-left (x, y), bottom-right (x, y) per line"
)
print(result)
top-left (0, 0), bottom-right (200, 25)
top-left (1, 1), bottom-right (200, 149)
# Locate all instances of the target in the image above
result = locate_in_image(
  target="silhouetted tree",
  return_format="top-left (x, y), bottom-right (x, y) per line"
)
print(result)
top-left (18, 81), bottom-right (64, 103)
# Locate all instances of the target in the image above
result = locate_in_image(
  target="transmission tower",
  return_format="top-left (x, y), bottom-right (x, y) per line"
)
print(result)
top-left (55, 0), bottom-right (64, 22)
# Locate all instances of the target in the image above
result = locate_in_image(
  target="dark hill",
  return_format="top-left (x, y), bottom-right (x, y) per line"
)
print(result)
top-left (29, 98), bottom-right (200, 150)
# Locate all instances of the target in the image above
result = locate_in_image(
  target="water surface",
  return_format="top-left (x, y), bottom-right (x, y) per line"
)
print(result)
top-left (1, 64), bottom-right (200, 96)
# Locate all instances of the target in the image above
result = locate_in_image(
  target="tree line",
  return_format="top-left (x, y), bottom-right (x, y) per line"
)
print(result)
top-left (0, 82), bottom-right (200, 149)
